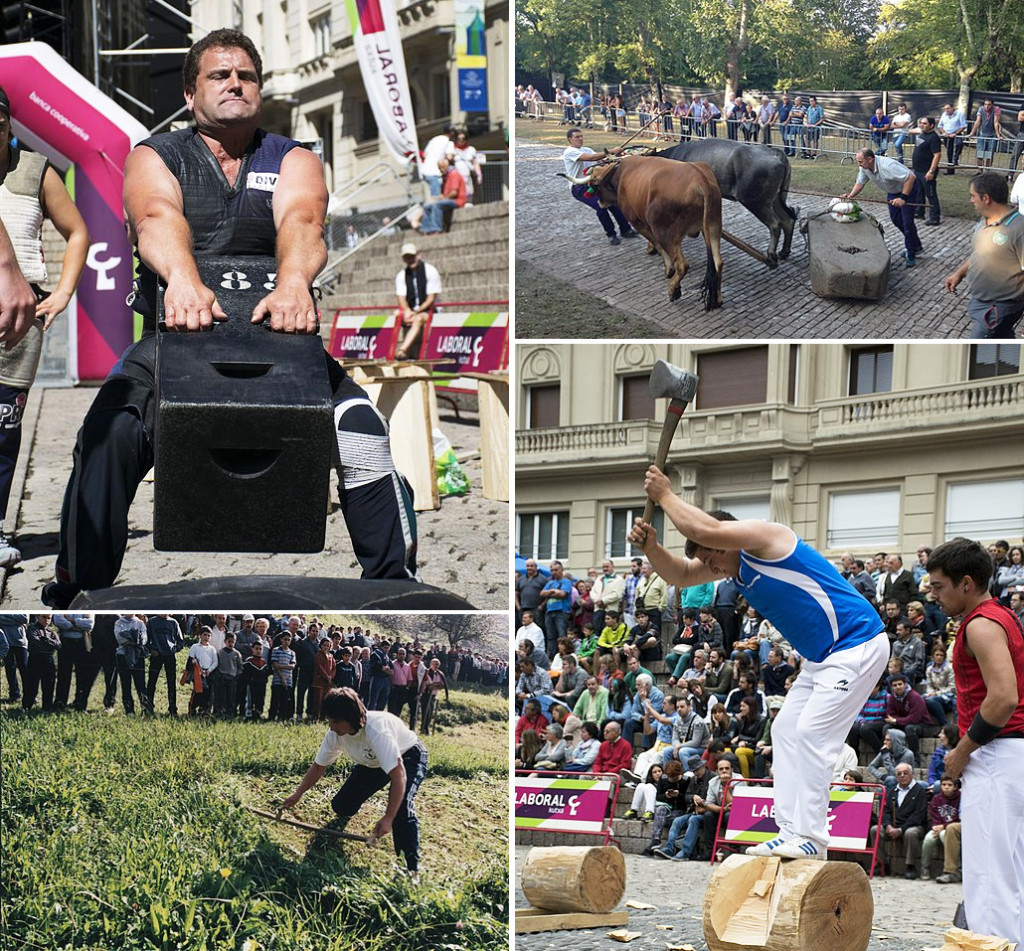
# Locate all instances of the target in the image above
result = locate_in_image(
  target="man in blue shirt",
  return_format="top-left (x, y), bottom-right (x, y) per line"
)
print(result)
top-left (539, 560), bottom-right (574, 656)
top-left (630, 465), bottom-right (889, 860)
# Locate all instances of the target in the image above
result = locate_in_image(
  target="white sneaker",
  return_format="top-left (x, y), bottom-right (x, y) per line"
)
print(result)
top-left (746, 835), bottom-right (790, 857)
top-left (0, 533), bottom-right (21, 569)
top-left (772, 836), bottom-right (826, 860)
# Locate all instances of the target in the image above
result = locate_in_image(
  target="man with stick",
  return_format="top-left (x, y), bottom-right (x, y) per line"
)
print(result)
top-left (926, 538), bottom-right (1024, 947)
top-left (841, 148), bottom-right (924, 268)
top-left (629, 469), bottom-right (889, 860)
top-left (281, 686), bottom-right (429, 882)
top-left (561, 128), bottom-right (638, 245)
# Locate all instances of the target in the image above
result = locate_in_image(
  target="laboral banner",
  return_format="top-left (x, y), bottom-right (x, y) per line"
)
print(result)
top-left (515, 776), bottom-right (613, 834)
top-left (346, 0), bottom-right (418, 164)
top-left (454, 0), bottom-right (487, 112)
top-left (328, 311), bottom-right (397, 360)
top-left (725, 787), bottom-right (876, 850)
top-left (422, 311), bottom-right (507, 377)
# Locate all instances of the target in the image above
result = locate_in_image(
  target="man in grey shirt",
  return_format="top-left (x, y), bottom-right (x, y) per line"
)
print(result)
top-left (842, 148), bottom-right (924, 267)
top-left (944, 171), bottom-right (1024, 338)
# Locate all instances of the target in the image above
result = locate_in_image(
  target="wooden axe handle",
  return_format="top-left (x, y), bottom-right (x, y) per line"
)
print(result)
top-left (642, 397), bottom-right (689, 526)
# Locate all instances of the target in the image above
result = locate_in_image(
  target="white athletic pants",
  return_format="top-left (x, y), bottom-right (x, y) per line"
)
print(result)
top-left (770, 631), bottom-right (890, 847)
top-left (960, 737), bottom-right (1024, 947)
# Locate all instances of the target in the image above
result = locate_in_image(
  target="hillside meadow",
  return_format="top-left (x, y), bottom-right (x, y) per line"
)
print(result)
top-left (1, 678), bottom-right (509, 951)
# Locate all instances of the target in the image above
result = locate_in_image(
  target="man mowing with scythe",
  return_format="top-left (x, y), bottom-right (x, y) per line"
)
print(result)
top-left (281, 687), bottom-right (428, 882)
top-left (630, 468), bottom-right (889, 860)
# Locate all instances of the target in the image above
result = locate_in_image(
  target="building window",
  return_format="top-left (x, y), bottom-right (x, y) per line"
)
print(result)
top-left (360, 100), bottom-right (379, 142)
top-left (310, 12), bottom-right (331, 57)
top-left (946, 479), bottom-right (1024, 538)
top-left (827, 488), bottom-right (900, 548)
top-left (696, 347), bottom-right (768, 409)
top-left (526, 384), bottom-right (560, 429)
top-left (517, 511), bottom-right (569, 562)
top-left (606, 507), bottom-right (665, 560)
top-left (787, 344), bottom-right (800, 404)
top-left (712, 496), bottom-right (770, 521)
top-left (619, 375), bottom-right (654, 420)
top-left (968, 344), bottom-right (1021, 379)
top-left (849, 346), bottom-right (893, 395)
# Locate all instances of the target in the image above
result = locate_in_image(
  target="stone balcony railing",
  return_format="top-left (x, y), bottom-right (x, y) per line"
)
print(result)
top-left (516, 377), bottom-right (1024, 466)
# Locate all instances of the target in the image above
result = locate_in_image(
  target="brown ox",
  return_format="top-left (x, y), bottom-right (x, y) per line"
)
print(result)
top-left (577, 156), bottom-right (724, 309)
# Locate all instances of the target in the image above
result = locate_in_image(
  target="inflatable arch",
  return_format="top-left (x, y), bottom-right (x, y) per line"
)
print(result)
top-left (0, 42), bottom-right (149, 380)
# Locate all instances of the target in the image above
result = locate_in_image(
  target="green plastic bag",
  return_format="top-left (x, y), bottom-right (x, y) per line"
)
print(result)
top-left (433, 429), bottom-right (470, 497)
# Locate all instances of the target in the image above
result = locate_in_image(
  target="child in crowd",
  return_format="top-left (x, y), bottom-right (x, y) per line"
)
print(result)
top-left (239, 641), bottom-right (269, 720)
top-left (920, 774), bottom-right (961, 882)
top-left (269, 632), bottom-right (297, 722)
top-left (214, 633), bottom-right (242, 718)
top-left (186, 627), bottom-right (218, 716)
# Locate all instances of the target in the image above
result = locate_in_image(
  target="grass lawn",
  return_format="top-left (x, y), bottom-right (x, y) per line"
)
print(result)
top-left (515, 119), bottom-right (981, 220)
top-left (1, 668), bottom-right (508, 951)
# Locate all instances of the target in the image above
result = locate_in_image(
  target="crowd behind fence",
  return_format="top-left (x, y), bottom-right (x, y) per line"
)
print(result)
top-left (517, 87), bottom-right (1024, 175)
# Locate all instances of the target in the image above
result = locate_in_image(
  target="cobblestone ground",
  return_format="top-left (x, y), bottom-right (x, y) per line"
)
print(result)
top-left (516, 141), bottom-right (974, 338)
top-left (2, 386), bottom-right (507, 608)
top-left (514, 845), bottom-right (962, 951)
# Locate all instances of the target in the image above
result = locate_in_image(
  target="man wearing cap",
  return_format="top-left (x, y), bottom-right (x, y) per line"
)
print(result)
top-left (653, 754), bottom-right (711, 859)
top-left (41, 30), bottom-right (418, 608)
top-left (393, 242), bottom-right (441, 360)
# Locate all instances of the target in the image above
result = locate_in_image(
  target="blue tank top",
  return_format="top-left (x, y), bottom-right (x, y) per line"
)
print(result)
top-left (735, 537), bottom-right (883, 663)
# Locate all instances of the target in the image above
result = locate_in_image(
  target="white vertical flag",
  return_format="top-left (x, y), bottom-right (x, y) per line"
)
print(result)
top-left (345, 0), bottom-right (419, 165)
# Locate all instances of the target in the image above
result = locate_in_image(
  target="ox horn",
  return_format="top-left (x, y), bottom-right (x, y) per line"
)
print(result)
top-left (564, 170), bottom-right (594, 185)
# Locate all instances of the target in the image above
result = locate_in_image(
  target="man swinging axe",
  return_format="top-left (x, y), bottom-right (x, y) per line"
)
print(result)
top-left (629, 358), bottom-right (889, 860)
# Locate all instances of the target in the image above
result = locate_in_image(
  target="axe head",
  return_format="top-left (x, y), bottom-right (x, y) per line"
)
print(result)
top-left (649, 360), bottom-right (698, 403)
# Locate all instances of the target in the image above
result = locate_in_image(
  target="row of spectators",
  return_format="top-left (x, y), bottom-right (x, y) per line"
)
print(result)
top-left (2, 614), bottom-right (506, 731)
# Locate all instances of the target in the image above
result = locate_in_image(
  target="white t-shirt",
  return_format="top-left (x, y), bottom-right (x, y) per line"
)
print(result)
top-left (891, 112), bottom-right (913, 131)
top-left (515, 622), bottom-right (544, 649)
top-left (1011, 175), bottom-right (1024, 207)
top-left (562, 146), bottom-right (605, 179)
top-left (394, 261), bottom-right (443, 298)
top-left (314, 711), bottom-right (419, 773)
top-left (421, 134), bottom-right (455, 176)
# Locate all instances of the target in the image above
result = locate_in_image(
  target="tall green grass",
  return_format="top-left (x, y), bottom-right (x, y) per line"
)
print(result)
top-left (1, 688), bottom-right (509, 951)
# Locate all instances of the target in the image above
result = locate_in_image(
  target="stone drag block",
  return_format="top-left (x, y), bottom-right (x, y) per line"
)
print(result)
top-left (69, 576), bottom-right (476, 610)
top-left (154, 255), bottom-right (334, 553)
top-left (807, 214), bottom-right (891, 301)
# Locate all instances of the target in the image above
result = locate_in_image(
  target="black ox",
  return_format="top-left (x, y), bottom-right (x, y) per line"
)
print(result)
top-left (655, 138), bottom-right (799, 268)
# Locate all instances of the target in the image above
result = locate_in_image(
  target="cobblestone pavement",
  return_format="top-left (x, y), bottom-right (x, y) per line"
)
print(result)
top-left (2, 386), bottom-right (507, 608)
top-left (516, 140), bottom-right (974, 338)
top-left (514, 845), bottom-right (962, 951)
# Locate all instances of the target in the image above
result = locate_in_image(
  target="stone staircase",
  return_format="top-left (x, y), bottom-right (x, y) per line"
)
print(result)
top-left (320, 201), bottom-right (509, 318)
top-left (516, 650), bottom-right (951, 876)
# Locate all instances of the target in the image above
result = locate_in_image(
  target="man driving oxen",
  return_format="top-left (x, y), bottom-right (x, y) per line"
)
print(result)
top-left (43, 29), bottom-right (418, 607)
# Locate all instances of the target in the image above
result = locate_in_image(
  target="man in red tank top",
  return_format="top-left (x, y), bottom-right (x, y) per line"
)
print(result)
top-left (927, 537), bottom-right (1024, 947)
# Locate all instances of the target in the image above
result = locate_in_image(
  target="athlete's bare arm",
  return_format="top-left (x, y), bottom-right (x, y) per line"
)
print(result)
top-left (943, 617), bottom-right (1020, 779)
top-left (0, 219), bottom-right (37, 345)
top-left (251, 146), bottom-right (326, 334)
top-left (124, 145), bottom-right (227, 331)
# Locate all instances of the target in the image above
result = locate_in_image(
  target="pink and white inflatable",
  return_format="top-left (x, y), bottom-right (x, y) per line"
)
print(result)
top-left (0, 42), bottom-right (149, 380)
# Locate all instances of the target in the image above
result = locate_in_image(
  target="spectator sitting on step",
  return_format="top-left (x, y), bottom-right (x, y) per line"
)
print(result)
top-left (622, 653), bottom-right (653, 698)
top-left (727, 698), bottom-right (765, 778)
top-left (760, 646), bottom-right (795, 696)
top-left (550, 653), bottom-right (588, 709)
top-left (593, 720), bottom-right (634, 775)
top-left (533, 722), bottom-right (568, 771)
top-left (663, 692), bottom-right (711, 768)
top-left (701, 758), bottom-right (747, 853)
top-left (547, 636), bottom-right (575, 676)
top-left (549, 700), bottom-right (581, 749)
top-left (673, 647), bottom-right (709, 687)
top-left (562, 720), bottom-right (601, 772)
top-left (653, 754), bottom-right (711, 860)
top-left (920, 773), bottom-right (962, 882)
top-left (723, 671), bottom-right (766, 717)
top-left (832, 740), bottom-right (859, 783)
top-left (627, 609), bottom-right (662, 663)
top-left (667, 608), bottom-right (701, 680)
top-left (627, 693), bottom-right (680, 782)
top-left (392, 243), bottom-right (440, 360)
top-left (731, 606), bottom-right (761, 666)
top-left (623, 762), bottom-right (664, 821)
top-left (709, 702), bottom-right (734, 745)
top-left (928, 723), bottom-right (959, 793)
top-left (907, 600), bottom-right (937, 651)
top-left (514, 658), bottom-right (552, 713)
top-left (922, 644), bottom-right (956, 727)
top-left (881, 673), bottom-right (933, 765)
top-left (641, 758), bottom-right (686, 854)
top-left (868, 762), bottom-right (928, 878)
top-left (891, 620), bottom-right (926, 685)
top-left (702, 647), bottom-right (733, 702)
top-left (514, 699), bottom-right (548, 747)
top-left (622, 673), bottom-right (664, 748)
top-left (515, 727), bottom-right (542, 770)
top-left (698, 605), bottom-right (724, 654)
top-left (865, 728), bottom-right (915, 797)
top-left (573, 674), bottom-right (609, 724)
top-left (596, 609), bottom-right (629, 664)
top-left (419, 157), bottom-right (467, 235)
top-left (517, 639), bottom-right (551, 675)
top-left (685, 678), bottom-right (711, 718)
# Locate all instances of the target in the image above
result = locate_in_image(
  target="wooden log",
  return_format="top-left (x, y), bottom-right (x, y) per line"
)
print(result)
top-left (704, 854), bottom-right (873, 951)
top-left (514, 908), bottom-right (630, 934)
top-left (521, 845), bottom-right (626, 915)
top-left (476, 376), bottom-right (509, 502)
top-left (720, 228), bottom-right (771, 265)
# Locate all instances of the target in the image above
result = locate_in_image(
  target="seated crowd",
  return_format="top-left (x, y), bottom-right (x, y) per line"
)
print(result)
top-left (2, 614), bottom-right (506, 734)
top-left (514, 540), bottom-right (1024, 878)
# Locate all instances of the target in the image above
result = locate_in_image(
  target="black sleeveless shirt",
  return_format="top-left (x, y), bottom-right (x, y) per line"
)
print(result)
top-left (133, 127), bottom-right (300, 330)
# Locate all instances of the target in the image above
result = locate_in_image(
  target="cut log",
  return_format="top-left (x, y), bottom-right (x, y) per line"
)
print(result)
top-left (514, 908), bottom-right (630, 934)
top-left (704, 854), bottom-right (873, 951)
top-left (521, 845), bottom-right (626, 914)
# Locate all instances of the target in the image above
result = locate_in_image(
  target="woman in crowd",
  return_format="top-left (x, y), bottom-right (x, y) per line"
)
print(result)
top-left (563, 720), bottom-right (601, 772)
top-left (417, 656), bottom-right (449, 735)
top-left (623, 762), bottom-right (663, 821)
top-left (729, 697), bottom-right (766, 778)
